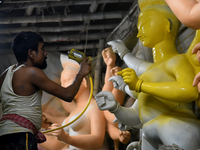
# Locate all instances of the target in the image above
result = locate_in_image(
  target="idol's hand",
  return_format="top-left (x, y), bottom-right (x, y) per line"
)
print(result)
top-left (117, 68), bottom-right (137, 90)
top-left (95, 91), bottom-right (120, 113)
top-left (48, 123), bottom-right (69, 142)
top-left (113, 118), bottom-right (132, 131)
top-left (109, 76), bottom-right (126, 92)
top-left (110, 66), bottom-right (122, 76)
top-left (102, 48), bottom-right (116, 66)
top-left (107, 39), bottom-right (130, 59)
top-left (126, 141), bottom-right (141, 150)
top-left (119, 130), bottom-right (131, 144)
top-left (193, 72), bottom-right (200, 93)
top-left (192, 42), bottom-right (200, 63)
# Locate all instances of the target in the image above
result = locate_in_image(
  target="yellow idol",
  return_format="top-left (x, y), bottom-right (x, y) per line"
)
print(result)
top-left (138, 0), bottom-right (167, 11)
top-left (137, 4), bottom-right (180, 62)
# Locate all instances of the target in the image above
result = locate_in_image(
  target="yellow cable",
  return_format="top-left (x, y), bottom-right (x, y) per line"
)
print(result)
top-left (42, 74), bottom-right (93, 134)
top-left (26, 133), bottom-right (28, 150)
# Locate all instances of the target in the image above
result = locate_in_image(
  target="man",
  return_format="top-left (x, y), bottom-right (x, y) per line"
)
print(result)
top-left (0, 31), bottom-right (91, 150)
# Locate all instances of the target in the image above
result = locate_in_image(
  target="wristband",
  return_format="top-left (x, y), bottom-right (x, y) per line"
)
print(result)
top-left (110, 102), bottom-right (120, 113)
top-left (135, 79), bottom-right (143, 93)
top-left (120, 49), bottom-right (130, 59)
top-left (120, 82), bottom-right (126, 93)
top-left (77, 73), bottom-right (84, 78)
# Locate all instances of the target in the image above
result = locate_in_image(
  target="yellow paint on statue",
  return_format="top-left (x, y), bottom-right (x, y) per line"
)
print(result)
top-left (121, 0), bottom-right (200, 129)
top-left (96, 0), bottom-right (200, 148)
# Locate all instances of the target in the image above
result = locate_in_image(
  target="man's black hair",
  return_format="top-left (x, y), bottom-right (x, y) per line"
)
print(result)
top-left (11, 31), bottom-right (44, 63)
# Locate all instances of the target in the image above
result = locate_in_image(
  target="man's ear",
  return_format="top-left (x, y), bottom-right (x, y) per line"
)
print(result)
top-left (165, 19), bottom-right (171, 33)
top-left (28, 49), bottom-right (35, 59)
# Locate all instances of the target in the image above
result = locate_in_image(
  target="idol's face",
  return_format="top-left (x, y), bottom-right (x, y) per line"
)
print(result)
top-left (137, 10), bottom-right (166, 48)
top-left (61, 67), bottom-right (77, 87)
top-left (60, 66), bottom-right (85, 99)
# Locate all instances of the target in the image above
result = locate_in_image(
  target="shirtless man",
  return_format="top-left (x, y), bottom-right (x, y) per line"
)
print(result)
top-left (0, 31), bottom-right (91, 150)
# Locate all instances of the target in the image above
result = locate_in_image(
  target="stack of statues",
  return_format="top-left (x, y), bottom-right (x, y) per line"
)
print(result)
top-left (40, 50), bottom-right (131, 150)
top-left (40, 0), bottom-right (200, 149)
top-left (95, 0), bottom-right (200, 150)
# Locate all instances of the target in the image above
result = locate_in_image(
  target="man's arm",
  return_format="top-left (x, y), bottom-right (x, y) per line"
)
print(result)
top-left (30, 58), bottom-right (91, 102)
top-left (31, 68), bottom-right (82, 102)
top-left (165, 0), bottom-right (200, 30)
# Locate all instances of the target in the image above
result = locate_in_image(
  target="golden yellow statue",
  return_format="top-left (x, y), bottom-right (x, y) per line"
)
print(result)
top-left (95, 0), bottom-right (200, 149)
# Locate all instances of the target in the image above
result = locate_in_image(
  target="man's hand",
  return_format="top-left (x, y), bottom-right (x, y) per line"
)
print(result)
top-left (95, 91), bottom-right (120, 113)
top-left (107, 39), bottom-right (130, 59)
top-left (79, 57), bottom-right (92, 77)
top-left (109, 76), bottom-right (126, 92)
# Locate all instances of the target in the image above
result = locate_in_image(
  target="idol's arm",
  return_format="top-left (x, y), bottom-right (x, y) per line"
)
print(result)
top-left (165, 0), bottom-right (200, 30)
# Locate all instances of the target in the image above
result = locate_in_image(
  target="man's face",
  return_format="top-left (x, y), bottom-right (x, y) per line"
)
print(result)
top-left (35, 42), bottom-right (47, 69)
